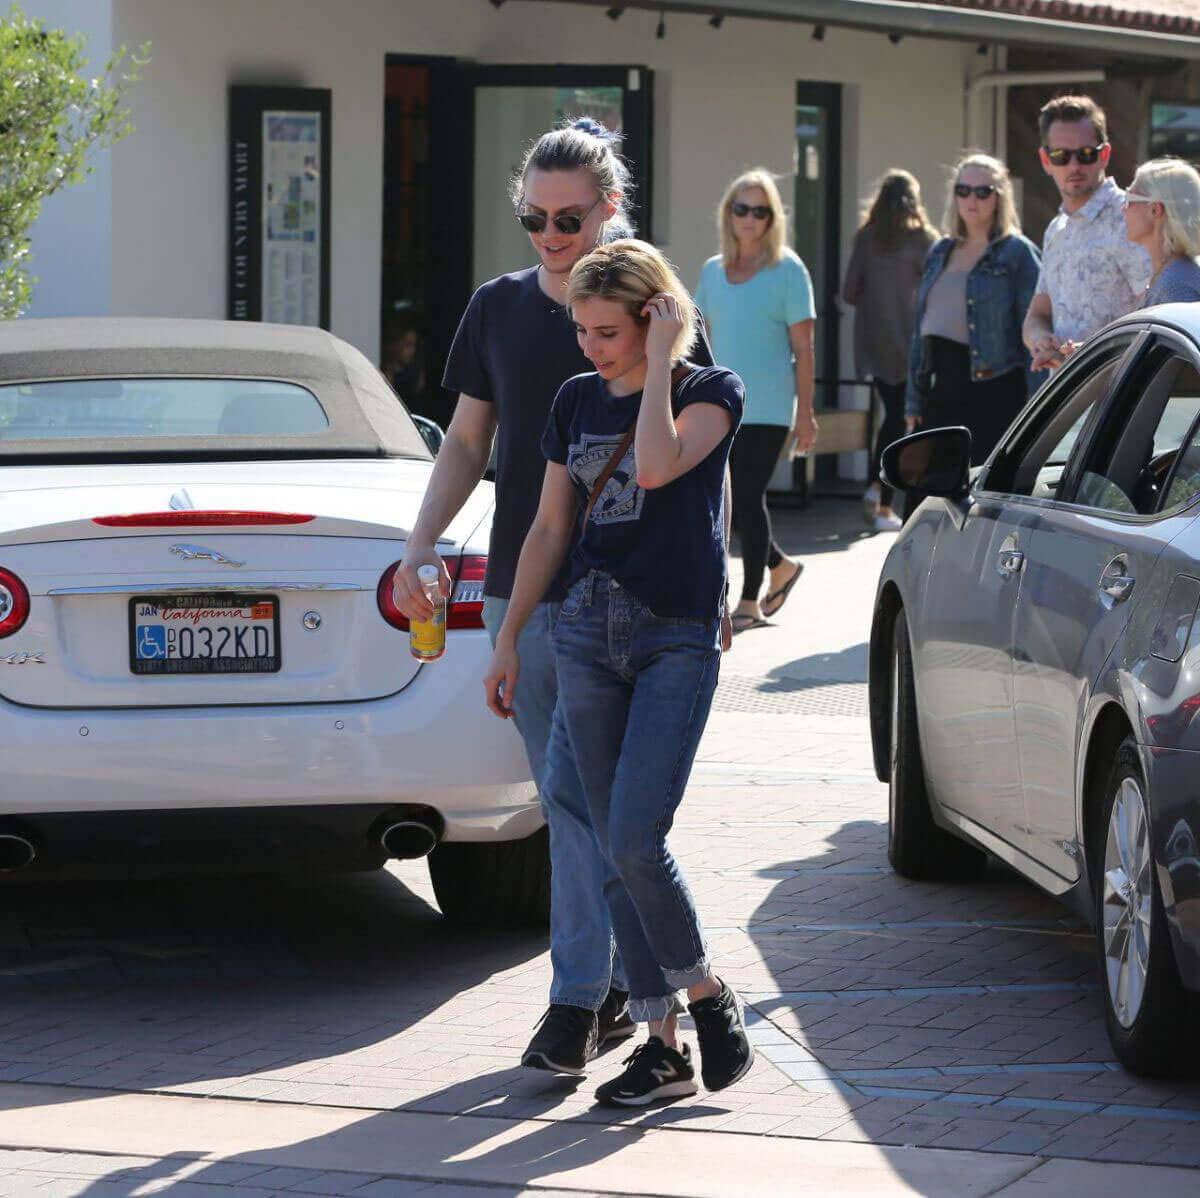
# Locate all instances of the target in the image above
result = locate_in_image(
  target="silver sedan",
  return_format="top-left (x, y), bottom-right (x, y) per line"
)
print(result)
top-left (870, 305), bottom-right (1200, 1075)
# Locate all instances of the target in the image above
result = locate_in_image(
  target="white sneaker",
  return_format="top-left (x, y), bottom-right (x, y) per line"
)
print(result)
top-left (862, 484), bottom-right (880, 524)
top-left (874, 512), bottom-right (903, 532)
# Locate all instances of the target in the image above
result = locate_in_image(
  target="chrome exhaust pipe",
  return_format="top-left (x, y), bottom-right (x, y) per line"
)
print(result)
top-left (379, 817), bottom-right (440, 860)
top-left (0, 832), bottom-right (36, 872)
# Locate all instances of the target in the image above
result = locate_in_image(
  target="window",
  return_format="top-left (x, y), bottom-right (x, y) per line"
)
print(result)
top-left (0, 378), bottom-right (329, 442)
top-left (987, 336), bottom-right (1137, 499)
top-left (1068, 350), bottom-right (1200, 517)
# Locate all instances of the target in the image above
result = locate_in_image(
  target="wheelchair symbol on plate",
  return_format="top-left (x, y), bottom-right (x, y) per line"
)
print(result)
top-left (137, 625), bottom-right (167, 659)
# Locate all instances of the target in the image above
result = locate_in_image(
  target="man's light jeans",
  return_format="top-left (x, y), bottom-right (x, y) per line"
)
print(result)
top-left (482, 596), bottom-right (624, 1010)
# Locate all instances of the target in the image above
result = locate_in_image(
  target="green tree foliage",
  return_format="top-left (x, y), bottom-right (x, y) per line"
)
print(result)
top-left (0, 4), bottom-right (147, 316)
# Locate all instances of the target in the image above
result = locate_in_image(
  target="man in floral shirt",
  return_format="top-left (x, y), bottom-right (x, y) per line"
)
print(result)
top-left (1023, 94), bottom-right (1150, 372)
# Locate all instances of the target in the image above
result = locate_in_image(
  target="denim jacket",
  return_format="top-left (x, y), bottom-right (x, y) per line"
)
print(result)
top-left (905, 232), bottom-right (1044, 418)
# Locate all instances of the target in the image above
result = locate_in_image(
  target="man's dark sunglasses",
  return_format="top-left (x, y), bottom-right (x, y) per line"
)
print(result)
top-left (516, 194), bottom-right (602, 235)
top-left (954, 183), bottom-right (996, 199)
top-left (1043, 145), bottom-right (1104, 167)
top-left (731, 202), bottom-right (772, 220)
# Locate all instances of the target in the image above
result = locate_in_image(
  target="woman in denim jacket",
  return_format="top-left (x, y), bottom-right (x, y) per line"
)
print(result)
top-left (905, 154), bottom-right (1043, 471)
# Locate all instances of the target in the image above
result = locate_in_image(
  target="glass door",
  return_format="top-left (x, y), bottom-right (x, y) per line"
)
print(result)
top-left (466, 65), bottom-right (653, 291)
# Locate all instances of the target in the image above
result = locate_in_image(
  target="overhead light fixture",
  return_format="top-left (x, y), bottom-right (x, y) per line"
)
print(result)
top-left (888, 32), bottom-right (903, 44)
top-left (656, 10), bottom-right (666, 37)
top-left (606, 5), bottom-right (624, 18)
top-left (709, 13), bottom-right (724, 27)
top-left (812, 24), bottom-right (825, 40)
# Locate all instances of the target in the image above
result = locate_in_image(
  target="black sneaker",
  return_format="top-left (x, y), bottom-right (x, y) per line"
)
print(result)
top-left (521, 1004), bottom-right (598, 1076)
top-left (597, 986), bottom-right (636, 1046)
top-left (687, 979), bottom-right (754, 1091)
top-left (594, 1037), bottom-right (699, 1107)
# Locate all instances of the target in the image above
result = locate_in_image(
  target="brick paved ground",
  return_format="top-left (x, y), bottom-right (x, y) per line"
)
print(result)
top-left (0, 500), bottom-right (1197, 1193)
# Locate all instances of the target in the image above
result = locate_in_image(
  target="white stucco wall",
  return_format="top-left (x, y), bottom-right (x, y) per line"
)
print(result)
top-left (37, 0), bottom-right (971, 369)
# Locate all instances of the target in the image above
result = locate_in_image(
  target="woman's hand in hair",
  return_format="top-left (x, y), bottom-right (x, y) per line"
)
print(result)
top-left (641, 292), bottom-right (685, 364)
top-left (484, 641), bottom-right (520, 720)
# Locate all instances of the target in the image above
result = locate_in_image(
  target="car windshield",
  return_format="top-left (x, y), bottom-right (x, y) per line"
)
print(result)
top-left (0, 378), bottom-right (329, 441)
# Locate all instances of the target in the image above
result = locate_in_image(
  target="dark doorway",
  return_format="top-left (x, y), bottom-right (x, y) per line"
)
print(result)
top-left (382, 58), bottom-right (653, 431)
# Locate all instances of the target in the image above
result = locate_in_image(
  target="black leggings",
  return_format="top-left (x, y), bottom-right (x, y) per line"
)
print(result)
top-left (872, 380), bottom-right (907, 508)
top-left (730, 423), bottom-right (788, 602)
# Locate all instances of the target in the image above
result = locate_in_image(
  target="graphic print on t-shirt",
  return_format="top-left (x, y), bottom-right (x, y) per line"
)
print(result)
top-left (568, 432), bottom-right (644, 526)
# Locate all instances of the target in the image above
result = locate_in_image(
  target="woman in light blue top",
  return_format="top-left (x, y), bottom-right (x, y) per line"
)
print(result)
top-left (696, 169), bottom-right (816, 634)
top-left (1122, 157), bottom-right (1200, 307)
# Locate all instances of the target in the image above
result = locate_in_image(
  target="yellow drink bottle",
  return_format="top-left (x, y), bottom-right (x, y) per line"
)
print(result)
top-left (410, 564), bottom-right (446, 661)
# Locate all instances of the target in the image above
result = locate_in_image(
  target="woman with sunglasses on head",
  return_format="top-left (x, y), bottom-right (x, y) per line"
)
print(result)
top-left (904, 154), bottom-right (1041, 508)
top-left (485, 240), bottom-right (753, 1107)
top-left (842, 170), bottom-right (938, 531)
top-left (695, 170), bottom-right (813, 635)
top-left (1122, 158), bottom-right (1200, 307)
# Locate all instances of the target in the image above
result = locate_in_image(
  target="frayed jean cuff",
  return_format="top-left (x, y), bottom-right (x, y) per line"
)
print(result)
top-left (629, 993), bottom-right (687, 1023)
top-left (663, 958), bottom-right (711, 991)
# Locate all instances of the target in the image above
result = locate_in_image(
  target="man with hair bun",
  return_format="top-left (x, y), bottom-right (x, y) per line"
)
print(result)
top-left (392, 118), bottom-right (713, 1077)
top-left (1023, 93), bottom-right (1150, 371)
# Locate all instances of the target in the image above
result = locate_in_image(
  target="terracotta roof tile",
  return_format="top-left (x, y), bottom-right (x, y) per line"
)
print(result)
top-left (902, 0), bottom-right (1200, 38)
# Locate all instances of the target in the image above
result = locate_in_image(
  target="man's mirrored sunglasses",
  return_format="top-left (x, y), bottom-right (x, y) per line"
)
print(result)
top-left (516, 194), bottom-right (603, 235)
top-left (1043, 145), bottom-right (1104, 167)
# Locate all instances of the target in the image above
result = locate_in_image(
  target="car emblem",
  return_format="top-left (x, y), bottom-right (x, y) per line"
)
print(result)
top-left (169, 543), bottom-right (245, 567)
top-left (2, 652), bottom-right (45, 665)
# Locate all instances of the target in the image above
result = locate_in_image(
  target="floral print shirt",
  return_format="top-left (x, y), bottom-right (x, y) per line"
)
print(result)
top-left (1036, 177), bottom-right (1150, 345)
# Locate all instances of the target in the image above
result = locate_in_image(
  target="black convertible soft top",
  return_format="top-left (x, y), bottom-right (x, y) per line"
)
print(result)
top-left (0, 318), bottom-right (430, 464)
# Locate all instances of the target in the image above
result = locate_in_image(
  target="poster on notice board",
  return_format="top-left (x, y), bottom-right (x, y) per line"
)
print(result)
top-left (228, 86), bottom-right (331, 329)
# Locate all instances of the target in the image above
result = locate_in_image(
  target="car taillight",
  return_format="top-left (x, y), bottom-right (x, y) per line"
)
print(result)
top-left (377, 554), bottom-right (488, 632)
top-left (0, 568), bottom-right (30, 639)
top-left (447, 555), bottom-right (487, 630)
top-left (93, 511), bottom-right (314, 527)
top-left (377, 561), bottom-right (408, 630)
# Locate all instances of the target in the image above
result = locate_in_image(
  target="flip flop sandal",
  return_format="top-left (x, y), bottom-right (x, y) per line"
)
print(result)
top-left (761, 562), bottom-right (804, 619)
top-left (730, 613), bottom-right (769, 635)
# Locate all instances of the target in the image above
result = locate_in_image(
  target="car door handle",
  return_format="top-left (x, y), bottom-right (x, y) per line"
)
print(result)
top-left (1099, 566), bottom-right (1136, 602)
top-left (996, 547), bottom-right (1024, 578)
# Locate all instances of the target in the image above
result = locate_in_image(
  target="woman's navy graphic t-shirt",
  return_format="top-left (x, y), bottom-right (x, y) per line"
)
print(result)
top-left (541, 365), bottom-right (744, 621)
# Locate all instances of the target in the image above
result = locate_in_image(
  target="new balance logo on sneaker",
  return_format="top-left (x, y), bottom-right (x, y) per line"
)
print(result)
top-left (594, 1037), bottom-right (699, 1107)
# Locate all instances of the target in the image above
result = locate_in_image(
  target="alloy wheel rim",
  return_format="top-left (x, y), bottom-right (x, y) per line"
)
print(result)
top-left (1102, 776), bottom-right (1153, 1029)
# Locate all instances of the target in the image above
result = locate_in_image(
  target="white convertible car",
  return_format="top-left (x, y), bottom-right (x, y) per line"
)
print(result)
top-left (0, 318), bottom-right (545, 923)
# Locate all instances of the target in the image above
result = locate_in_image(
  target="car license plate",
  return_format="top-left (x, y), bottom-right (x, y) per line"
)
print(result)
top-left (129, 594), bottom-right (280, 675)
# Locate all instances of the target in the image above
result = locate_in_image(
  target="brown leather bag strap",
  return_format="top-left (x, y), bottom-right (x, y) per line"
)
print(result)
top-left (581, 362), bottom-right (694, 528)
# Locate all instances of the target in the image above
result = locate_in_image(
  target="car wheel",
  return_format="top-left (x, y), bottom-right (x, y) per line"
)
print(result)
top-left (1096, 740), bottom-right (1193, 1075)
top-left (888, 608), bottom-right (986, 881)
top-left (428, 825), bottom-right (550, 927)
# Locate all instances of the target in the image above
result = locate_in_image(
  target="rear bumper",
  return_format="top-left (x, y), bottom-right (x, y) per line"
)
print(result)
top-left (0, 630), bottom-right (540, 844)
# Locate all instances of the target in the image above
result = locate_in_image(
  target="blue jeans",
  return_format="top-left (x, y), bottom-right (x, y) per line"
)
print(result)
top-left (482, 596), bottom-right (624, 1010)
top-left (550, 572), bottom-right (719, 1023)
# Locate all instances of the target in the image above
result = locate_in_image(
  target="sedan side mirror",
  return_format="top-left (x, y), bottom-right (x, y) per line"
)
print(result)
top-left (880, 426), bottom-right (972, 498)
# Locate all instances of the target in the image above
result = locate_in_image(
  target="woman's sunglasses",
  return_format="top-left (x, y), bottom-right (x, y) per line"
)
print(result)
top-left (731, 202), bottom-right (772, 220)
top-left (1043, 145), bottom-right (1104, 167)
top-left (516, 194), bottom-right (602, 235)
top-left (954, 183), bottom-right (997, 199)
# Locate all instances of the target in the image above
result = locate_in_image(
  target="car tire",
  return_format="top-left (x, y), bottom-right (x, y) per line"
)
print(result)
top-left (888, 608), bottom-right (986, 881)
top-left (1095, 740), bottom-right (1194, 1076)
top-left (427, 825), bottom-right (551, 927)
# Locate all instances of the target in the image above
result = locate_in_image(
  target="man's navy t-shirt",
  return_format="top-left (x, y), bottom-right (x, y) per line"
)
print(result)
top-left (442, 266), bottom-right (712, 600)
top-left (541, 366), bottom-right (744, 621)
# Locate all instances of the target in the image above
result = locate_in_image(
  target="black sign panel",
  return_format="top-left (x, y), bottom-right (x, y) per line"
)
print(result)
top-left (228, 86), bottom-right (331, 329)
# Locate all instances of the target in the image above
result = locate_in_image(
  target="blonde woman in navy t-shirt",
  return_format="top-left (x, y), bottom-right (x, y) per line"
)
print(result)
top-left (485, 240), bottom-right (754, 1107)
